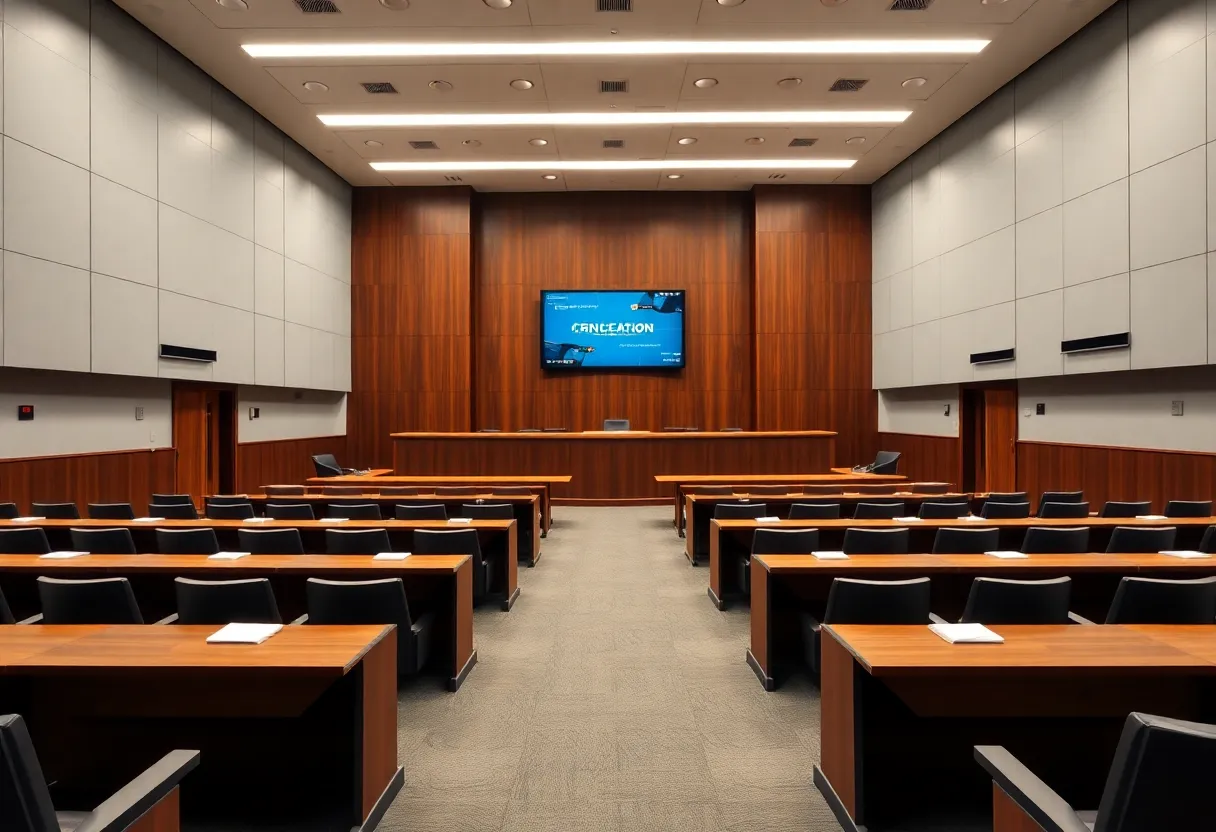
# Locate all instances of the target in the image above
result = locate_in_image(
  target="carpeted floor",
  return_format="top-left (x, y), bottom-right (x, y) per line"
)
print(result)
top-left (380, 506), bottom-right (841, 832)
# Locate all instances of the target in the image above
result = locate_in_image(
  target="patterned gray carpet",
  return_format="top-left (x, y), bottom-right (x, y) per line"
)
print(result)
top-left (381, 506), bottom-right (840, 832)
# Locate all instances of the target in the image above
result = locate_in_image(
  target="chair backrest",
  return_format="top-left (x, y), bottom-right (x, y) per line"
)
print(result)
top-left (1093, 712), bottom-right (1216, 832)
top-left (69, 527), bottom-right (136, 555)
top-left (155, 528), bottom-right (220, 555)
top-left (264, 485), bottom-right (306, 496)
top-left (87, 502), bottom-right (135, 520)
top-left (1200, 525), bottom-right (1216, 554)
top-left (149, 502), bottom-right (198, 520)
top-left (870, 451), bottom-right (901, 474)
top-left (932, 527), bottom-right (1000, 554)
top-left (1104, 577), bottom-right (1216, 624)
top-left (842, 527), bottom-right (909, 554)
top-left (206, 502), bottom-right (256, 520)
top-left (824, 577), bottom-right (930, 624)
top-left (37, 577), bottom-right (143, 624)
top-left (1102, 500), bottom-right (1152, 518)
top-left (685, 485), bottom-right (735, 496)
top-left (266, 502), bottom-right (315, 520)
top-left (1106, 526), bottom-right (1177, 554)
top-left (919, 501), bottom-right (971, 519)
top-left (0, 503), bottom-right (18, 520)
top-left (412, 529), bottom-right (482, 561)
top-left (960, 577), bottom-right (1072, 624)
top-left (751, 529), bottom-right (819, 555)
top-left (1020, 526), bottom-right (1090, 554)
top-left (311, 454), bottom-right (343, 477)
top-left (462, 503), bottom-right (514, 520)
top-left (853, 502), bottom-right (905, 520)
top-left (31, 502), bottom-right (78, 519)
top-left (378, 486), bottom-right (419, 496)
top-left (328, 503), bottom-right (382, 520)
top-left (238, 528), bottom-right (305, 555)
top-left (206, 495), bottom-right (250, 507)
top-left (435, 486), bottom-right (482, 496)
top-left (985, 492), bottom-right (1028, 504)
top-left (0, 587), bottom-right (12, 625)
top-left (152, 494), bottom-right (194, 505)
top-left (174, 577), bottom-right (281, 624)
top-left (1036, 490), bottom-right (1084, 515)
top-left (0, 713), bottom-right (60, 832)
top-left (1165, 500), bottom-right (1212, 517)
top-left (395, 503), bottom-right (448, 521)
top-left (1039, 501), bottom-right (1091, 519)
top-left (305, 578), bottom-right (412, 628)
top-left (910, 482), bottom-right (952, 495)
top-left (326, 528), bottom-right (392, 555)
top-left (789, 503), bottom-right (842, 520)
top-left (0, 528), bottom-right (50, 555)
top-left (603, 419), bottom-right (631, 431)
top-left (323, 486), bottom-right (366, 496)
top-left (981, 501), bottom-right (1031, 519)
top-left (714, 502), bottom-right (768, 520)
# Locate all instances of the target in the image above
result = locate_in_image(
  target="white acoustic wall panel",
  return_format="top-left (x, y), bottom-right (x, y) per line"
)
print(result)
top-left (1015, 122), bottom-right (1063, 222)
top-left (4, 137), bottom-right (89, 269)
top-left (970, 301), bottom-right (1017, 381)
top-left (911, 258), bottom-right (941, 325)
top-left (1128, 33), bottom-right (1206, 173)
top-left (4, 25), bottom-right (89, 169)
top-left (237, 386), bottom-right (346, 443)
top-left (3, 251), bottom-right (89, 372)
top-left (1130, 254), bottom-right (1208, 369)
top-left (91, 175), bottom-right (157, 287)
top-left (91, 273), bottom-right (158, 378)
top-left (888, 269), bottom-right (912, 331)
top-left (1016, 290), bottom-right (1064, 379)
top-left (939, 313), bottom-right (974, 384)
top-left (1128, 145), bottom-right (1207, 270)
top-left (1063, 180), bottom-right (1129, 287)
top-left (1015, 206), bottom-right (1064, 299)
top-left (254, 246), bottom-right (285, 320)
top-left (90, 77), bottom-right (157, 199)
top-left (872, 277), bottom-right (891, 336)
top-left (878, 386), bottom-right (960, 438)
top-left (1063, 272), bottom-right (1131, 375)
top-left (254, 315), bottom-right (285, 388)
top-left (911, 321), bottom-right (942, 387)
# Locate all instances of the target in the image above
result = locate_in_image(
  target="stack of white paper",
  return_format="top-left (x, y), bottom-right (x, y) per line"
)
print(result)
top-left (448, 517), bottom-right (473, 524)
top-left (962, 515), bottom-right (986, 522)
top-left (12, 517), bottom-right (46, 522)
top-left (812, 551), bottom-right (849, 560)
top-left (242, 517), bottom-right (273, 523)
top-left (40, 551), bottom-right (89, 559)
top-left (984, 551), bottom-right (1029, 559)
top-left (133, 517), bottom-right (165, 522)
top-left (756, 516), bottom-right (781, 523)
top-left (320, 517), bottom-right (348, 523)
top-left (374, 552), bottom-right (411, 560)
top-left (209, 552), bottom-right (251, 560)
top-left (894, 517), bottom-right (922, 522)
top-left (929, 622), bottom-right (1004, 644)
top-left (1135, 515), bottom-right (1169, 521)
top-left (1159, 550), bottom-right (1211, 559)
top-left (205, 623), bottom-right (283, 644)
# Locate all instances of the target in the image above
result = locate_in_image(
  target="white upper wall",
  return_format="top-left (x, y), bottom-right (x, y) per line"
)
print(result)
top-left (237, 386), bottom-right (346, 443)
top-left (872, 0), bottom-right (1215, 390)
top-left (0, 0), bottom-right (352, 393)
top-left (878, 386), bottom-right (961, 438)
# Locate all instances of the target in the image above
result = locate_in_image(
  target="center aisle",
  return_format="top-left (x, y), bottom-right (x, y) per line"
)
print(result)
top-left (383, 506), bottom-right (839, 832)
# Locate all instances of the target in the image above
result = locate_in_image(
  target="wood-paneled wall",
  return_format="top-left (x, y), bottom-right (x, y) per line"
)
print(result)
top-left (234, 435), bottom-right (348, 494)
top-left (349, 187), bottom-right (473, 468)
top-left (875, 432), bottom-right (960, 486)
top-left (0, 448), bottom-right (176, 515)
top-left (753, 186), bottom-right (875, 467)
top-left (474, 192), bottom-right (753, 432)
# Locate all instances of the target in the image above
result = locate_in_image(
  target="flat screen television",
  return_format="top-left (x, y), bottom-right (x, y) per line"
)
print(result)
top-left (540, 289), bottom-right (686, 370)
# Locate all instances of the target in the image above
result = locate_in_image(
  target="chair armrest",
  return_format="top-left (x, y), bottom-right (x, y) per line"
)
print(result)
top-left (973, 746), bottom-right (1090, 832)
top-left (73, 749), bottom-right (200, 832)
top-left (154, 613), bottom-right (179, 625)
top-left (928, 612), bottom-right (948, 625)
top-left (291, 613), bottom-right (309, 625)
top-left (17, 613), bottom-right (43, 624)
top-left (1067, 611), bottom-right (1095, 625)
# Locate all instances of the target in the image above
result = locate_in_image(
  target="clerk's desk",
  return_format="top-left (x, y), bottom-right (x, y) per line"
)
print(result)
top-left (815, 624), bottom-right (1216, 832)
top-left (0, 624), bottom-right (401, 832)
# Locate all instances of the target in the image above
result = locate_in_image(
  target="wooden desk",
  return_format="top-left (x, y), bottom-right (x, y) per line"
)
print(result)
top-left (0, 554), bottom-right (476, 690)
top-left (0, 517), bottom-right (519, 611)
top-left (815, 624), bottom-right (1216, 832)
top-left (0, 624), bottom-right (402, 831)
top-left (244, 493), bottom-right (543, 567)
top-left (389, 430), bottom-right (837, 503)
top-left (747, 553), bottom-right (1216, 690)
top-left (708, 516), bottom-right (1216, 610)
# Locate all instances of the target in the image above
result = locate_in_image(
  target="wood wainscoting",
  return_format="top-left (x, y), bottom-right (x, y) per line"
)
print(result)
top-left (875, 432), bottom-right (960, 486)
top-left (0, 448), bottom-right (176, 515)
top-left (234, 435), bottom-right (348, 494)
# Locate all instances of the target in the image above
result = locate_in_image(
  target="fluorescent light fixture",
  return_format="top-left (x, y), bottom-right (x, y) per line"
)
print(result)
top-left (370, 159), bottom-right (855, 172)
top-left (320, 110), bottom-right (910, 128)
top-left (242, 39), bottom-right (988, 59)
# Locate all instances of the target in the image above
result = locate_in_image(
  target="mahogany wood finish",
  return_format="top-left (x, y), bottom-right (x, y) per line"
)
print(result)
top-left (128, 785), bottom-right (181, 832)
top-left (818, 631), bottom-right (858, 819)
top-left (474, 192), bottom-right (753, 432)
top-left (982, 385), bottom-right (1019, 493)
top-left (235, 435), bottom-right (348, 495)
top-left (172, 385), bottom-right (209, 502)
top-left (875, 432), bottom-right (960, 486)
top-left (993, 784), bottom-right (1048, 832)
top-left (753, 186), bottom-right (875, 469)
top-left (0, 448), bottom-right (175, 516)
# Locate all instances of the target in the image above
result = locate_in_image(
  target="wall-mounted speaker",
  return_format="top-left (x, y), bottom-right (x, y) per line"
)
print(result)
top-left (969, 347), bottom-right (1015, 365)
top-left (159, 344), bottom-right (217, 363)
top-left (1060, 332), bottom-right (1130, 354)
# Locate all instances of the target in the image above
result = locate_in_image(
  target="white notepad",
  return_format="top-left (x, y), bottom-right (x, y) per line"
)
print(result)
top-left (962, 515), bottom-right (986, 522)
top-left (929, 622), bottom-right (1004, 644)
top-left (812, 551), bottom-right (849, 560)
top-left (1159, 550), bottom-right (1211, 559)
top-left (1135, 515), bottom-right (1169, 521)
top-left (894, 517), bottom-right (923, 522)
top-left (242, 517), bottom-right (273, 523)
top-left (40, 551), bottom-right (89, 559)
top-left (205, 623), bottom-right (283, 644)
top-left (12, 517), bottom-right (46, 522)
top-left (209, 552), bottom-right (251, 560)
top-left (756, 516), bottom-right (781, 523)
top-left (319, 517), bottom-right (348, 523)
top-left (374, 552), bottom-right (411, 560)
top-left (133, 517), bottom-right (165, 522)
top-left (985, 551), bottom-right (1029, 559)
top-left (448, 517), bottom-right (473, 524)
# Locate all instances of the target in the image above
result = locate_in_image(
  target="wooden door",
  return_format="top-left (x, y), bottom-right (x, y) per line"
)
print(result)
top-left (981, 385), bottom-right (1018, 493)
top-left (172, 384), bottom-right (237, 503)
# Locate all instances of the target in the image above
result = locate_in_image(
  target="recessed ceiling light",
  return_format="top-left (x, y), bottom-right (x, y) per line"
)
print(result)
top-left (302, 81), bottom-right (328, 93)
top-left (509, 79), bottom-right (534, 90)
top-left (845, 136), bottom-right (866, 145)
top-left (777, 77), bottom-right (802, 89)
top-left (216, 0), bottom-right (247, 9)
top-left (981, 0), bottom-right (1008, 4)
top-left (694, 78), bottom-right (718, 89)
top-left (717, 0), bottom-right (746, 5)
top-left (744, 137), bottom-right (765, 145)
top-left (378, 0), bottom-right (408, 8)
top-left (542, 174), bottom-right (558, 180)
top-left (529, 138), bottom-right (548, 147)
top-left (429, 80), bottom-right (453, 92)
top-left (320, 111), bottom-right (912, 128)
top-left (666, 174), bottom-right (683, 179)
top-left (372, 159), bottom-right (856, 172)
top-left (677, 137), bottom-right (698, 145)
top-left (462, 139), bottom-right (482, 147)
top-left (483, 0), bottom-right (512, 7)
top-left (243, 39), bottom-right (990, 59)
top-left (902, 77), bottom-right (927, 88)
top-left (364, 140), bottom-right (383, 147)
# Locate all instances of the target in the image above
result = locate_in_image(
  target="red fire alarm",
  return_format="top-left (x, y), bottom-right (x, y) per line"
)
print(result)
top-left (17, 405), bottom-right (33, 421)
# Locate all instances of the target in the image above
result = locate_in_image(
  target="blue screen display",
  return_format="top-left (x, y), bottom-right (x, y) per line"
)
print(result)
top-left (541, 290), bottom-right (685, 370)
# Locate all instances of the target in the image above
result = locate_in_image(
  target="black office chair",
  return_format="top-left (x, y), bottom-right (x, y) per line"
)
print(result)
top-left (1199, 525), bottom-right (1216, 553)
top-left (0, 502), bottom-right (19, 519)
top-left (842, 527), bottom-right (909, 554)
top-left (1105, 526), bottom-right (1177, 553)
top-left (311, 453), bottom-right (346, 477)
top-left (305, 578), bottom-right (434, 675)
top-left (960, 577), bottom-right (1073, 624)
top-left (266, 502), bottom-right (315, 520)
top-left (151, 494), bottom-right (193, 505)
top-left (148, 502), bottom-right (197, 519)
top-left (1039, 501), bottom-right (1091, 519)
top-left (69, 527), bottom-right (137, 554)
top-left (328, 503), bottom-right (382, 521)
top-left (396, 503), bottom-right (448, 521)
top-left (1020, 526), bottom-right (1090, 554)
top-left (87, 502), bottom-right (135, 520)
top-left (174, 577), bottom-right (281, 624)
top-left (1105, 576), bottom-right (1216, 624)
top-left (739, 529), bottom-right (821, 593)
top-left (975, 712), bottom-right (1216, 832)
top-left (788, 502), bottom-right (841, 520)
top-left (853, 502), bottom-right (905, 519)
top-left (206, 502), bottom-right (256, 520)
top-left (714, 503), bottom-right (768, 520)
top-left (0, 586), bottom-right (12, 624)
top-left (413, 529), bottom-right (496, 599)
top-left (0, 713), bottom-right (199, 832)
top-left (981, 501), bottom-right (1031, 519)
top-left (326, 528), bottom-right (392, 555)
top-left (37, 577), bottom-right (143, 624)
top-left (463, 503), bottom-right (514, 520)
top-left (801, 577), bottom-right (930, 674)
top-left (1101, 500), bottom-right (1152, 518)
top-left (31, 502), bottom-right (78, 519)
top-left (1165, 500), bottom-right (1212, 517)
top-left (863, 451), bottom-right (901, 474)
top-left (985, 491), bottom-right (1028, 504)
top-left (206, 495), bottom-right (250, 507)
top-left (155, 528), bottom-right (219, 555)
top-left (932, 527), bottom-right (1000, 554)
top-left (1036, 490), bottom-right (1084, 516)
top-left (264, 485), bottom-right (306, 497)
top-left (238, 528), bottom-right (305, 555)
top-left (919, 501), bottom-right (971, 519)
top-left (0, 528), bottom-right (50, 554)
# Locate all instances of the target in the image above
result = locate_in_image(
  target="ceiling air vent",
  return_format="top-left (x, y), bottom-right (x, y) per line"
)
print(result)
top-left (602, 139), bottom-right (625, 148)
top-left (768, 173), bottom-right (787, 180)
top-left (444, 175), bottom-right (463, 183)
top-left (600, 80), bottom-right (629, 93)
top-left (293, 0), bottom-right (340, 13)
top-left (597, 0), bottom-right (631, 10)
top-left (361, 82), bottom-right (398, 94)
top-left (890, 0), bottom-right (933, 9)
top-left (409, 140), bottom-right (439, 150)
top-left (829, 78), bottom-right (868, 93)
top-left (788, 138), bottom-right (818, 147)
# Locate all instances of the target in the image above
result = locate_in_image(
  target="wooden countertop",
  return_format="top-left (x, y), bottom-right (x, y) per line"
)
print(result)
top-left (308, 475), bottom-right (572, 485)
top-left (391, 430), bottom-right (837, 440)
top-left (688, 492), bottom-right (969, 502)
top-left (754, 552), bottom-right (1216, 573)
top-left (0, 553), bottom-right (470, 574)
top-left (657, 473), bottom-right (906, 484)
top-left (715, 516), bottom-right (1213, 530)
top-left (0, 518), bottom-right (515, 532)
